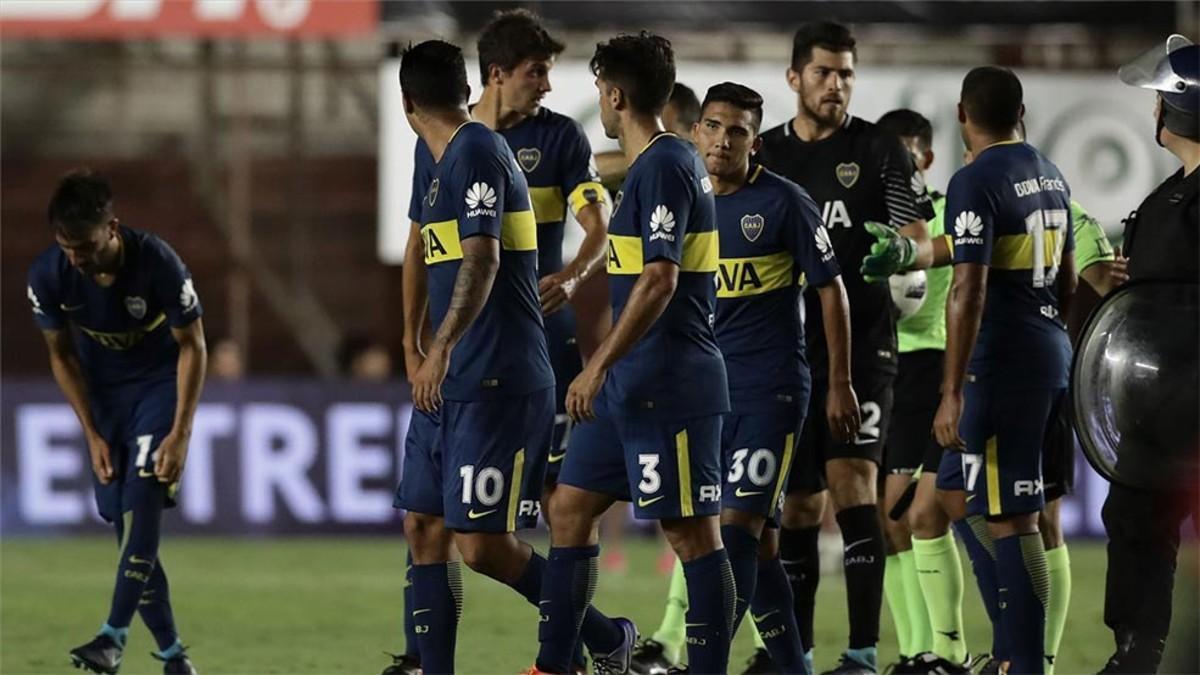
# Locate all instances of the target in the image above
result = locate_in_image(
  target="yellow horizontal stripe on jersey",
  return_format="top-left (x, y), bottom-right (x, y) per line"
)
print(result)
top-left (717, 251), bottom-right (794, 298)
top-left (606, 231), bottom-right (719, 276)
top-left (607, 235), bottom-right (644, 275)
top-left (528, 187), bottom-right (566, 224)
top-left (568, 181), bottom-right (609, 215)
top-left (501, 210), bottom-right (538, 252)
top-left (79, 312), bottom-right (167, 351)
top-left (422, 219), bottom-right (464, 265)
top-left (681, 231), bottom-right (720, 273)
top-left (990, 230), bottom-right (1063, 270)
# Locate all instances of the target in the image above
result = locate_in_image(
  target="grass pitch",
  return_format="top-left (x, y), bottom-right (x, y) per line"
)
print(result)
top-left (2, 535), bottom-right (1195, 674)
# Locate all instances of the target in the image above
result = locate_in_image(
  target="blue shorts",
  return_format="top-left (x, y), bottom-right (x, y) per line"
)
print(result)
top-left (557, 394), bottom-right (724, 520)
top-left (545, 308), bottom-right (582, 483)
top-left (90, 378), bottom-right (179, 522)
top-left (721, 406), bottom-right (806, 521)
top-left (936, 448), bottom-right (966, 492)
top-left (959, 381), bottom-right (1065, 518)
top-left (396, 388), bottom-right (554, 533)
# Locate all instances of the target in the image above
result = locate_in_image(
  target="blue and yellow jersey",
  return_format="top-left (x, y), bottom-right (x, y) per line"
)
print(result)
top-left (409, 107), bottom-right (607, 277)
top-left (948, 141), bottom-right (1074, 387)
top-left (417, 121), bottom-right (554, 400)
top-left (27, 226), bottom-right (202, 392)
top-left (604, 133), bottom-right (728, 418)
top-left (714, 165), bottom-right (839, 412)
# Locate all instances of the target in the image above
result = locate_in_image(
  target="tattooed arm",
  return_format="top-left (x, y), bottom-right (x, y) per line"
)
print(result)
top-left (410, 235), bottom-right (500, 412)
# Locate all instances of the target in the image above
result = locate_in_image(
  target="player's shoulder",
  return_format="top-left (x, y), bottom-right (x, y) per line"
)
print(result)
top-left (29, 243), bottom-right (68, 282)
top-left (534, 106), bottom-right (582, 133)
top-left (447, 122), bottom-right (514, 170)
top-left (753, 165), bottom-right (816, 208)
top-left (758, 121), bottom-right (790, 144)
top-left (126, 226), bottom-right (186, 268)
top-left (639, 134), bottom-right (701, 172)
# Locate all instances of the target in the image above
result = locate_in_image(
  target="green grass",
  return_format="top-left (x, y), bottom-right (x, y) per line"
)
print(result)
top-left (0, 536), bottom-right (1195, 674)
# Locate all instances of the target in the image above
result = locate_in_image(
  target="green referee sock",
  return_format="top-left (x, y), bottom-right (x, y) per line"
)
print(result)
top-left (1044, 545), bottom-right (1072, 675)
top-left (652, 558), bottom-right (688, 664)
top-left (884, 554), bottom-right (913, 656)
top-left (912, 533), bottom-right (968, 663)
top-left (900, 549), bottom-right (932, 655)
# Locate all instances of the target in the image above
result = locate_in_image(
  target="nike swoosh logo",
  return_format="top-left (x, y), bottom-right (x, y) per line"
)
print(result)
top-left (548, 452), bottom-right (566, 463)
top-left (59, 303), bottom-right (85, 311)
top-left (637, 495), bottom-right (665, 507)
top-left (128, 555), bottom-right (154, 566)
top-left (467, 509), bottom-right (498, 519)
top-left (685, 622), bottom-right (707, 628)
top-left (844, 537), bottom-right (872, 552)
top-left (965, 494), bottom-right (977, 502)
top-left (412, 608), bottom-right (431, 616)
top-left (735, 487), bottom-right (764, 497)
top-left (752, 610), bottom-right (779, 623)
top-left (138, 469), bottom-right (156, 478)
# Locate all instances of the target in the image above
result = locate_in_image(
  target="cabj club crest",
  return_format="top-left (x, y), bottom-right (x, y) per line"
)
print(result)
top-left (125, 296), bottom-right (147, 320)
top-left (836, 162), bottom-right (860, 188)
top-left (516, 147), bottom-right (542, 173)
top-left (427, 178), bottom-right (440, 207)
top-left (740, 214), bottom-right (765, 242)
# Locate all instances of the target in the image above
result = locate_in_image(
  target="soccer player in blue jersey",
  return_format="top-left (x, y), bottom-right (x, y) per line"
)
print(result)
top-left (531, 33), bottom-right (735, 675)
top-left (699, 82), bottom-right (858, 673)
top-left (389, 14), bottom-right (611, 674)
top-left (28, 170), bottom-right (206, 675)
top-left (933, 67), bottom-right (1077, 675)
top-left (392, 40), bottom-right (628, 675)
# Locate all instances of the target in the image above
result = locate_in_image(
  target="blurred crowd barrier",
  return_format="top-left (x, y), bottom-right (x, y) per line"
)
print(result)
top-left (2, 378), bottom-right (1114, 538)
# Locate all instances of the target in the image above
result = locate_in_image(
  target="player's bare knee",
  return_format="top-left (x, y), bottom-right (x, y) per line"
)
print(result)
top-left (405, 512), bottom-right (452, 562)
top-left (781, 491), bottom-right (825, 529)
top-left (938, 488), bottom-right (969, 523)
top-left (909, 498), bottom-right (950, 539)
top-left (1039, 500), bottom-right (1065, 549)
top-left (661, 515), bottom-right (722, 562)
top-left (547, 489), bottom-right (600, 546)
top-left (883, 514), bottom-right (912, 553)
top-left (987, 511), bottom-right (1039, 539)
top-left (827, 459), bottom-right (877, 510)
top-left (757, 527), bottom-right (780, 561)
top-left (719, 508), bottom-right (766, 539)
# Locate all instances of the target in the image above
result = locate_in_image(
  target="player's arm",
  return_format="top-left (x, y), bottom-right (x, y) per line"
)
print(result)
top-left (41, 328), bottom-right (115, 484)
top-left (412, 235), bottom-right (499, 413)
top-left (1072, 204), bottom-right (1127, 296)
top-left (815, 278), bottom-right (861, 441)
top-left (566, 259), bottom-right (676, 421)
top-left (155, 318), bottom-right (207, 483)
top-left (402, 221), bottom-right (433, 382)
top-left (935, 262), bottom-right (987, 450)
top-left (862, 136), bottom-right (939, 278)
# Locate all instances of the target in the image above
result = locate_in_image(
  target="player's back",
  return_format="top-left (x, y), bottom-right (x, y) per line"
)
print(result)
top-left (418, 121), bottom-right (554, 400)
top-left (948, 141), bottom-right (1073, 387)
top-left (27, 226), bottom-right (200, 393)
top-left (714, 165), bottom-right (838, 411)
top-left (605, 133), bottom-right (728, 417)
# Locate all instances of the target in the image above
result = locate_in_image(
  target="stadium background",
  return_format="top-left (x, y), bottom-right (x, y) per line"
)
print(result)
top-left (1, 1), bottom-right (1196, 673)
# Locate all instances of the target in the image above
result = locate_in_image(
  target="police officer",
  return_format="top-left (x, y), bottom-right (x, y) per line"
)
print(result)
top-left (1095, 34), bottom-right (1199, 674)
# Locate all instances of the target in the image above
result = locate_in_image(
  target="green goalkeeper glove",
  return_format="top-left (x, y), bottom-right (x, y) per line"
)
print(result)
top-left (861, 221), bottom-right (917, 282)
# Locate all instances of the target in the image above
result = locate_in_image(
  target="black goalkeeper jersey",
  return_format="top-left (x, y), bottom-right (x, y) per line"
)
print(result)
top-left (757, 115), bottom-right (935, 378)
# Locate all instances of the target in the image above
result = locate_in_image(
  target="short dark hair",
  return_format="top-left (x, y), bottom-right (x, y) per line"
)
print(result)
top-left (399, 40), bottom-right (469, 110)
top-left (47, 169), bottom-right (112, 236)
top-left (791, 21), bottom-right (857, 71)
top-left (877, 109), bottom-right (933, 152)
top-left (667, 83), bottom-right (701, 128)
top-left (961, 66), bottom-right (1024, 134)
top-left (590, 32), bottom-right (675, 115)
top-left (701, 82), bottom-right (765, 131)
top-left (476, 9), bottom-right (564, 85)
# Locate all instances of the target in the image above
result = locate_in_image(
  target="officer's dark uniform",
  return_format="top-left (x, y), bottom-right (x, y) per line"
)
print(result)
top-left (1100, 164), bottom-right (1198, 670)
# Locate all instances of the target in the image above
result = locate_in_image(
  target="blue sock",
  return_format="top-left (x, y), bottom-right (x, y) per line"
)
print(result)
top-left (107, 494), bottom-right (165, 634)
top-left (954, 517), bottom-right (1009, 661)
top-left (156, 640), bottom-right (184, 660)
top-left (537, 545), bottom-right (623, 673)
top-left (404, 551), bottom-right (419, 659)
top-left (720, 525), bottom-right (760, 638)
top-left (137, 561), bottom-right (179, 652)
top-left (509, 549), bottom-right (588, 670)
top-left (995, 534), bottom-right (1048, 674)
top-left (845, 646), bottom-right (877, 671)
top-left (751, 557), bottom-right (810, 674)
top-left (411, 562), bottom-right (463, 675)
top-left (99, 623), bottom-right (128, 648)
top-left (683, 548), bottom-right (737, 675)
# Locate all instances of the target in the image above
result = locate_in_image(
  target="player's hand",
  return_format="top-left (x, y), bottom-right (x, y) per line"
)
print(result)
top-left (412, 345), bottom-right (449, 412)
top-left (153, 431), bottom-right (189, 483)
top-left (860, 221), bottom-right (916, 283)
top-left (566, 364), bottom-right (606, 422)
top-left (1108, 246), bottom-right (1131, 289)
top-left (85, 432), bottom-right (115, 484)
top-left (933, 391), bottom-right (966, 451)
top-left (402, 346), bottom-right (425, 385)
top-left (826, 381), bottom-right (861, 443)
top-left (539, 271), bottom-right (579, 316)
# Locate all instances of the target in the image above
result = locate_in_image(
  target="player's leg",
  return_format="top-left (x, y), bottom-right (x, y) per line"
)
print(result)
top-left (780, 384), bottom-right (830, 670)
top-left (629, 413), bottom-right (734, 674)
top-left (537, 402), bottom-right (636, 674)
top-left (882, 474), bottom-right (919, 662)
top-left (395, 409), bottom-right (458, 674)
top-left (750, 527), bottom-right (810, 675)
top-left (822, 377), bottom-right (893, 674)
top-left (910, 458), bottom-right (969, 667)
top-left (975, 387), bottom-right (1061, 675)
top-left (1038, 395), bottom-right (1073, 675)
